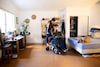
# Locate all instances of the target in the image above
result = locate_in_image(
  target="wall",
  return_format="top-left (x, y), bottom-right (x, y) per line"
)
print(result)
top-left (16, 7), bottom-right (91, 44)
top-left (18, 11), bottom-right (59, 44)
top-left (59, 8), bottom-right (68, 43)
top-left (0, 0), bottom-right (19, 31)
top-left (90, 4), bottom-right (100, 29)
top-left (0, 0), bottom-right (19, 16)
top-left (59, 7), bottom-right (90, 43)
top-left (62, 6), bottom-right (100, 44)
top-left (0, 0), bottom-right (99, 44)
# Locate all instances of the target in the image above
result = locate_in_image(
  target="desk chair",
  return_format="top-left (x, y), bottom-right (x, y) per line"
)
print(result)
top-left (0, 30), bottom-right (12, 63)
top-left (2, 43), bottom-right (12, 63)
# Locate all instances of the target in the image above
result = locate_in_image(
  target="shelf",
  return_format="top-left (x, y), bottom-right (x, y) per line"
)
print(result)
top-left (70, 16), bottom-right (78, 37)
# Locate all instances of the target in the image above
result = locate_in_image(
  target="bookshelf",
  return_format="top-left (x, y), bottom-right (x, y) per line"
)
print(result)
top-left (70, 16), bottom-right (78, 37)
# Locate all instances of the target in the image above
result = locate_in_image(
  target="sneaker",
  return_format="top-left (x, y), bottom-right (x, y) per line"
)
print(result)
top-left (46, 47), bottom-right (49, 51)
top-left (53, 48), bottom-right (61, 54)
top-left (63, 49), bottom-right (68, 53)
top-left (50, 46), bottom-right (54, 50)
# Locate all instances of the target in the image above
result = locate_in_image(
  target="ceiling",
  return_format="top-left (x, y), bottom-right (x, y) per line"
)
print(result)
top-left (11, 0), bottom-right (99, 11)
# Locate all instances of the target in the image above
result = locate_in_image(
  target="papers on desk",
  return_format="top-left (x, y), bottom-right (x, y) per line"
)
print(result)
top-left (7, 35), bottom-right (24, 41)
top-left (14, 35), bottom-right (24, 40)
top-left (12, 54), bottom-right (18, 58)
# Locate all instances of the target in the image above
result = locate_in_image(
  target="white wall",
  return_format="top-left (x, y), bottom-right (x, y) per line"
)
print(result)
top-left (78, 16), bottom-right (89, 36)
top-left (18, 11), bottom-right (59, 43)
top-left (90, 4), bottom-right (100, 29)
top-left (67, 7), bottom-right (90, 16)
top-left (59, 8), bottom-right (90, 43)
top-left (0, 0), bottom-right (19, 16)
top-left (0, 0), bottom-right (19, 31)
top-left (59, 8), bottom-right (67, 19)
top-left (59, 8), bottom-right (68, 43)
top-left (62, 6), bottom-right (100, 44)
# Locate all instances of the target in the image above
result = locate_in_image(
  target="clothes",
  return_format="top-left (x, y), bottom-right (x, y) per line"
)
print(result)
top-left (46, 22), bottom-right (54, 44)
top-left (61, 22), bottom-right (65, 34)
top-left (46, 34), bottom-right (53, 44)
top-left (51, 37), bottom-right (67, 50)
top-left (46, 23), bottom-right (53, 35)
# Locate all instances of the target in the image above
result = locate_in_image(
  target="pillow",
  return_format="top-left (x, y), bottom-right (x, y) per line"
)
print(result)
top-left (84, 36), bottom-right (92, 43)
top-left (92, 32), bottom-right (100, 38)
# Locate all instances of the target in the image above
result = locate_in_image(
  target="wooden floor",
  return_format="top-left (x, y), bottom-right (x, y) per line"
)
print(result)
top-left (1, 44), bottom-right (100, 67)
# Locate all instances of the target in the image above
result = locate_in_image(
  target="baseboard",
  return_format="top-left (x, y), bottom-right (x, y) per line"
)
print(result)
top-left (26, 43), bottom-right (44, 45)
top-left (27, 43), bottom-right (68, 45)
top-left (82, 54), bottom-right (100, 58)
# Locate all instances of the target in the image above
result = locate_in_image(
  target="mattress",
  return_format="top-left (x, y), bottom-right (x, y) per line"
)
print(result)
top-left (68, 37), bottom-right (100, 55)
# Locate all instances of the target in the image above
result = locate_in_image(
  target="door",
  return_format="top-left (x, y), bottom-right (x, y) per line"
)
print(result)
top-left (78, 16), bottom-right (89, 36)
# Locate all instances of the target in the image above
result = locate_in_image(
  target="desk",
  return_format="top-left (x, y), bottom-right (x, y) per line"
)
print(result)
top-left (7, 35), bottom-right (25, 58)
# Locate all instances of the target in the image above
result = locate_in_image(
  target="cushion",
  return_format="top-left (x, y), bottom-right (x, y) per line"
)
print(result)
top-left (84, 36), bottom-right (92, 43)
top-left (92, 32), bottom-right (100, 38)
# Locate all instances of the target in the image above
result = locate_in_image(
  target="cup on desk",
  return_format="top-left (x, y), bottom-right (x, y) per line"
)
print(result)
top-left (12, 37), bottom-right (14, 40)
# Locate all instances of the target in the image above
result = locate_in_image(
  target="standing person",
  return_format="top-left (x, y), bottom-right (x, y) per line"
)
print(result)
top-left (46, 18), bottom-right (56, 50)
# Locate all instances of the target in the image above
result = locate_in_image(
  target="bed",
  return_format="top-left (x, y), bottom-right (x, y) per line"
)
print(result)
top-left (68, 27), bottom-right (100, 57)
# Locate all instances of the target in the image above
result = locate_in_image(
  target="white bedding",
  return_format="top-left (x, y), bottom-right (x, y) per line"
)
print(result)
top-left (68, 38), bottom-right (100, 55)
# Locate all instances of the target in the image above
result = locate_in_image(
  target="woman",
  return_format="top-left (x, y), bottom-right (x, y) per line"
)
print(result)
top-left (46, 18), bottom-right (56, 50)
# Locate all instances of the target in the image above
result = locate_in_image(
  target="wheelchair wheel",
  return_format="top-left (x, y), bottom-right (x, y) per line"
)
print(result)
top-left (53, 48), bottom-right (61, 54)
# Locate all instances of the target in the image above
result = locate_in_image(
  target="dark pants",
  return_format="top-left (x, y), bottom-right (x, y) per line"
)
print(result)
top-left (51, 37), bottom-right (67, 50)
top-left (46, 34), bottom-right (53, 44)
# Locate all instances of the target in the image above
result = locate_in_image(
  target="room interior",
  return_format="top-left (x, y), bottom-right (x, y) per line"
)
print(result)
top-left (0, 0), bottom-right (100, 67)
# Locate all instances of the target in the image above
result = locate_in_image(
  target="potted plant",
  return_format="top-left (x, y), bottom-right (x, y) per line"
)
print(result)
top-left (20, 18), bottom-right (30, 35)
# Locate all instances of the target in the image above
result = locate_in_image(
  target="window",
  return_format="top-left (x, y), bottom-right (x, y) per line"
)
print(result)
top-left (0, 9), bottom-right (15, 33)
top-left (6, 12), bottom-right (15, 32)
top-left (0, 9), bottom-right (5, 33)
